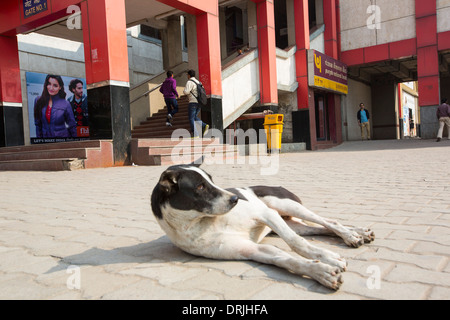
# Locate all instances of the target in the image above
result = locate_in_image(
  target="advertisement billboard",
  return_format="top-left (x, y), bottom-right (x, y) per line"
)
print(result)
top-left (26, 72), bottom-right (89, 144)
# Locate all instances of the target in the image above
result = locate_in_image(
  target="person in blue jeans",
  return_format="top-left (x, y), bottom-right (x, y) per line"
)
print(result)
top-left (159, 70), bottom-right (179, 127)
top-left (357, 102), bottom-right (371, 140)
top-left (183, 70), bottom-right (209, 138)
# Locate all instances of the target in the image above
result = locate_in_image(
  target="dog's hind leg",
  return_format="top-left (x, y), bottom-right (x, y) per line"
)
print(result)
top-left (235, 240), bottom-right (343, 290)
top-left (257, 208), bottom-right (347, 271)
top-left (261, 195), bottom-right (375, 248)
top-left (284, 218), bottom-right (334, 236)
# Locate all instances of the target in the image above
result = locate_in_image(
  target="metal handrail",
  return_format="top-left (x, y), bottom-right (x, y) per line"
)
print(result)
top-left (129, 83), bottom-right (162, 104)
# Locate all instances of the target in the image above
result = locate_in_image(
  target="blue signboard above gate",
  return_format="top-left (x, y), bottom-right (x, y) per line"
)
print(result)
top-left (23, 0), bottom-right (48, 19)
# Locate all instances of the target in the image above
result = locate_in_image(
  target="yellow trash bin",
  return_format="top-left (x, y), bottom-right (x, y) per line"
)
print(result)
top-left (264, 114), bottom-right (284, 152)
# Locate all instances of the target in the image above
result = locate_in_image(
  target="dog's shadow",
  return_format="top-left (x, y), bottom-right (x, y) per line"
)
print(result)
top-left (46, 235), bottom-right (338, 295)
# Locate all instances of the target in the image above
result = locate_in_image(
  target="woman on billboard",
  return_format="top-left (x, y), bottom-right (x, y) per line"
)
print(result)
top-left (34, 75), bottom-right (77, 138)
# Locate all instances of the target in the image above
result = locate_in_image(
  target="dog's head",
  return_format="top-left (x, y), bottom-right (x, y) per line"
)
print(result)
top-left (151, 159), bottom-right (239, 220)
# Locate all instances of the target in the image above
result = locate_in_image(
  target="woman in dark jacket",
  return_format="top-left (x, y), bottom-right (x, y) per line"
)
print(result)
top-left (34, 75), bottom-right (77, 138)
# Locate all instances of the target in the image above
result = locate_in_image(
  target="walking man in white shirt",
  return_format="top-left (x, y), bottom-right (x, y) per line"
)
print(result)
top-left (183, 70), bottom-right (209, 138)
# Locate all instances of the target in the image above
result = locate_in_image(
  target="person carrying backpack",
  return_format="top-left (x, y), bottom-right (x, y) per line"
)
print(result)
top-left (183, 69), bottom-right (209, 138)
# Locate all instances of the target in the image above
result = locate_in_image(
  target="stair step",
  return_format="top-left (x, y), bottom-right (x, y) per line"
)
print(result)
top-left (0, 140), bottom-right (113, 171)
top-left (130, 138), bottom-right (238, 166)
top-left (132, 138), bottom-right (224, 148)
top-left (148, 144), bottom-right (234, 156)
top-left (0, 140), bottom-right (101, 154)
top-left (134, 120), bottom-right (190, 130)
top-left (0, 148), bottom-right (88, 162)
top-left (0, 158), bottom-right (84, 171)
top-left (156, 151), bottom-right (239, 166)
top-left (146, 112), bottom-right (189, 121)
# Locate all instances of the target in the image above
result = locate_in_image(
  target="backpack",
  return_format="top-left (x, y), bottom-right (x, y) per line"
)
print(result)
top-left (189, 79), bottom-right (208, 106)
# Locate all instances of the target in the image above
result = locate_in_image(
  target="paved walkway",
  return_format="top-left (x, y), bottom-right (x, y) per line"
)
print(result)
top-left (0, 139), bottom-right (449, 300)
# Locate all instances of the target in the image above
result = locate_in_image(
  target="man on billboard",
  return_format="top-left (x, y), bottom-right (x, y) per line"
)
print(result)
top-left (67, 79), bottom-right (89, 137)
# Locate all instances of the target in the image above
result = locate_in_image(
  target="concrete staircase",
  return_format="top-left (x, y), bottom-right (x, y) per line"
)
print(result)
top-left (130, 138), bottom-right (238, 166)
top-left (0, 140), bottom-right (113, 171)
top-left (130, 95), bottom-right (239, 166)
top-left (131, 95), bottom-right (191, 139)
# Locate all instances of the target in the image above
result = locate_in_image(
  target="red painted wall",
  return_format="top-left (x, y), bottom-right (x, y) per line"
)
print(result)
top-left (0, 36), bottom-right (22, 103)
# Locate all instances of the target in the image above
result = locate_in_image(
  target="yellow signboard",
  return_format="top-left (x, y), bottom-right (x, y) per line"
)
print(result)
top-left (313, 76), bottom-right (348, 95)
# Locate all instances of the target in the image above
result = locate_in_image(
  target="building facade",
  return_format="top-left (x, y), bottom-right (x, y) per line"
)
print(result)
top-left (0, 0), bottom-right (448, 164)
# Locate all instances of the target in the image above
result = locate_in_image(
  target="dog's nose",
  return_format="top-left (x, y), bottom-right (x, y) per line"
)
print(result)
top-left (230, 195), bottom-right (239, 204)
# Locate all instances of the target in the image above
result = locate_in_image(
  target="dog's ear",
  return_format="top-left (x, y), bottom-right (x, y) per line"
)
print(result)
top-left (190, 155), bottom-right (204, 167)
top-left (158, 170), bottom-right (179, 193)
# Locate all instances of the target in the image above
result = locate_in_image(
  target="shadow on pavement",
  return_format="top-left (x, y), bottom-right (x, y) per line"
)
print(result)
top-left (45, 235), bottom-right (339, 295)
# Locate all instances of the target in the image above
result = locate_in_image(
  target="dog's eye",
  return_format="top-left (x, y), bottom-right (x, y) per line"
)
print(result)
top-left (197, 184), bottom-right (205, 191)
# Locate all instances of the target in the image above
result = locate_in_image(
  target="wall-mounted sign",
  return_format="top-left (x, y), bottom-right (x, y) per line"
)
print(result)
top-left (23, 0), bottom-right (48, 19)
top-left (308, 50), bottom-right (348, 95)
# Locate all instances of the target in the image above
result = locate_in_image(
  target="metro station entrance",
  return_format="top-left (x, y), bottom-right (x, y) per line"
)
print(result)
top-left (0, 0), bottom-right (224, 167)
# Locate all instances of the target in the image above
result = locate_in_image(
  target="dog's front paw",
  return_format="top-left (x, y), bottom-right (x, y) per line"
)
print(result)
top-left (358, 227), bottom-right (375, 243)
top-left (313, 248), bottom-right (347, 272)
top-left (348, 227), bottom-right (375, 244)
top-left (342, 232), bottom-right (365, 248)
top-left (310, 261), bottom-right (344, 291)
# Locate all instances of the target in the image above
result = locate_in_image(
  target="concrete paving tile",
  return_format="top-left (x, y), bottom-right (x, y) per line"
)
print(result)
top-left (172, 268), bottom-right (274, 299)
top-left (0, 273), bottom-right (67, 300)
top-left (101, 279), bottom-right (213, 300)
top-left (340, 272), bottom-right (431, 300)
top-left (385, 264), bottom-right (450, 287)
top-left (1, 140), bottom-right (449, 299)
top-left (428, 286), bottom-right (450, 300)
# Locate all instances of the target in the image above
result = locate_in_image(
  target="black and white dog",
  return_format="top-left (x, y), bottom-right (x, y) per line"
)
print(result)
top-left (151, 161), bottom-right (375, 290)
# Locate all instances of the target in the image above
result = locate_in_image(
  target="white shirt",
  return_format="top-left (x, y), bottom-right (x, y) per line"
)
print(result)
top-left (183, 77), bottom-right (200, 103)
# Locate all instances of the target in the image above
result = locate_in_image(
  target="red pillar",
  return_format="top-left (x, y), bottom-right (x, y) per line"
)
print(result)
top-left (323, 0), bottom-right (338, 59)
top-left (0, 35), bottom-right (24, 147)
top-left (415, 0), bottom-right (440, 138)
top-left (336, 0), bottom-right (342, 59)
top-left (251, 0), bottom-right (278, 107)
top-left (82, 0), bottom-right (129, 87)
top-left (416, 1), bottom-right (439, 107)
top-left (81, 0), bottom-right (130, 165)
top-left (293, 0), bottom-right (318, 150)
top-left (294, 0), bottom-right (310, 110)
top-left (196, 12), bottom-right (222, 98)
top-left (323, 0), bottom-right (341, 144)
top-left (196, 11), bottom-right (224, 129)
